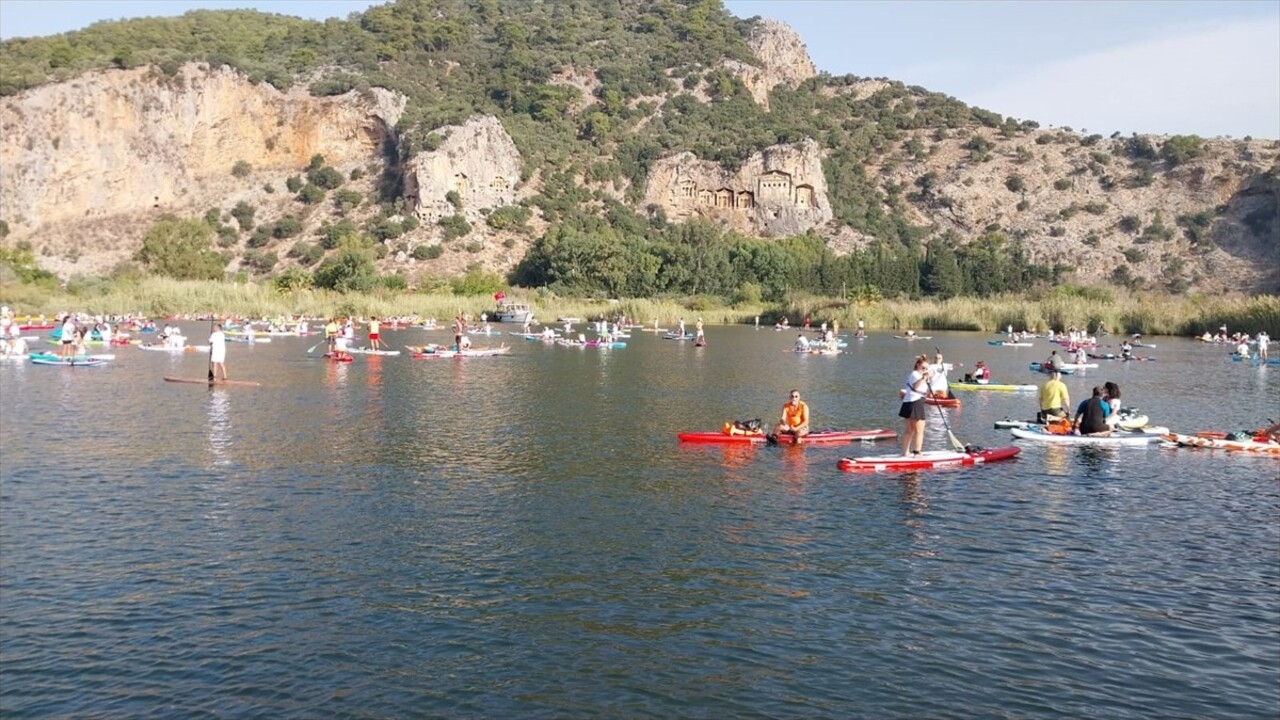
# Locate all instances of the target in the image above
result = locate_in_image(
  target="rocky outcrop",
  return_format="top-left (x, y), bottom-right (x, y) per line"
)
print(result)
top-left (0, 63), bottom-right (404, 237)
top-left (643, 138), bottom-right (831, 237)
top-left (404, 115), bottom-right (524, 223)
top-left (724, 19), bottom-right (817, 108)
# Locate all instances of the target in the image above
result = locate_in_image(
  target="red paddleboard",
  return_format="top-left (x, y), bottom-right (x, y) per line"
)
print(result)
top-left (323, 353), bottom-right (354, 362)
top-left (924, 396), bottom-right (961, 407)
top-left (164, 376), bottom-right (262, 387)
top-left (838, 446), bottom-right (1020, 471)
top-left (677, 429), bottom-right (897, 444)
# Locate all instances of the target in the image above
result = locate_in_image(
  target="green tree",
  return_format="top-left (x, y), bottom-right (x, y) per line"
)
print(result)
top-left (135, 215), bottom-right (226, 280)
top-left (313, 244), bottom-right (375, 292)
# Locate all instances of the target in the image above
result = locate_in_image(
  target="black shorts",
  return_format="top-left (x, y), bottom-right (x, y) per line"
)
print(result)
top-left (898, 399), bottom-right (925, 420)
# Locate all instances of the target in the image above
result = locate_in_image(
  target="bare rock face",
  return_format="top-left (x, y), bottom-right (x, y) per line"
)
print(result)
top-left (727, 19), bottom-right (818, 108)
top-left (0, 63), bottom-right (404, 237)
top-left (404, 115), bottom-right (524, 223)
top-left (644, 138), bottom-right (831, 237)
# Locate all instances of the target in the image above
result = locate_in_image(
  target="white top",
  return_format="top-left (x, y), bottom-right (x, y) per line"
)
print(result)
top-left (209, 329), bottom-right (226, 362)
top-left (903, 369), bottom-right (928, 403)
top-left (927, 362), bottom-right (953, 394)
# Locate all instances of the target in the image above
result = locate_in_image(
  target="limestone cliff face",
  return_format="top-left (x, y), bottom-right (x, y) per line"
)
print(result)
top-left (643, 138), bottom-right (831, 237)
top-left (0, 63), bottom-right (404, 237)
top-left (724, 19), bottom-right (817, 108)
top-left (404, 115), bottom-right (524, 223)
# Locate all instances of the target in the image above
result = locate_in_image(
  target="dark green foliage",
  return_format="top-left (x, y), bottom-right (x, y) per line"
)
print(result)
top-left (308, 154), bottom-right (326, 172)
top-left (1124, 135), bottom-right (1159, 161)
top-left (1177, 210), bottom-right (1214, 243)
top-left (242, 249), bottom-right (277, 273)
top-left (1053, 178), bottom-right (1071, 191)
top-left (307, 166), bottom-right (344, 190)
top-left (231, 160), bottom-right (252, 178)
top-left (412, 243), bottom-right (442, 260)
top-left (216, 225), bottom-right (239, 247)
top-left (285, 175), bottom-right (303, 193)
top-left (1123, 247), bottom-right (1146, 263)
top-left (230, 201), bottom-right (255, 230)
top-left (134, 215), bottom-right (225, 280)
top-left (296, 183), bottom-right (326, 204)
top-left (451, 265), bottom-right (504, 295)
top-left (486, 205), bottom-right (531, 232)
top-left (0, 219), bottom-right (8, 238)
top-left (0, 245), bottom-right (57, 286)
top-left (333, 189), bottom-right (363, 212)
top-left (274, 266), bottom-right (313, 291)
top-left (1005, 175), bottom-right (1025, 193)
top-left (439, 214), bottom-right (471, 241)
top-left (271, 216), bottom-right (303, 239)
top-left (318, 219), bottom-right (357, 249)
top-left (1160, 135), bottom-right (1204, 166)
top-left (247, 226), bottom-right (271, 248)
top-left (1118, 215), bottom-right (1142, 234)
top-left (313, 245), bottom-right (375, 292)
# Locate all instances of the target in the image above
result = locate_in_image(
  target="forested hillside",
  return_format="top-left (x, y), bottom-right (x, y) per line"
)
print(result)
top-left (1, 0), bottom-right (1276, 299)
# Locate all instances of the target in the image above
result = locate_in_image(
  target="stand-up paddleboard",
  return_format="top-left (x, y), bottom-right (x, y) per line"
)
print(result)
top-left (323, 353), bottom-right (355, 362)
top-left (952, 381), bottom-right (1037, 392)
top-left (31, 356), bottom-right (108, 367)
top-left (678, 429), bottom-right (896, 444)
top-left (345, 347), bottom-right (402, 356)
top-left (164, 376), bottom-right (263, 387)
top-left (988, 340), bottom-right (1033, 347)
top-left (1164, 433), bottom-right (1279, 454)
top-left (838, 446), bottom-right (1019, 471)
top-left (1010, 426), bottom-right (1163, 445)
top-left (923, 396), bottom-right (961, 407)
top-left (895, 335), bottom-right (932, 340)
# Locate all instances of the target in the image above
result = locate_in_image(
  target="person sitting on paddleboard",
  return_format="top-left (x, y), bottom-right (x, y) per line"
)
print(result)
top-left (772, 389), bottom-right (810, 444)
top-left (1073, 386), bottom-right (1112, 436)
top-left (1103, 381), bottom-right (1122, 423)
top-left (899, 355), bottom-right (931, 456)
top-left (1121, 340), bottom-right (1135, 360)
top-left (794, 334), bottom-right (810, 352)
top-left (1045, 350), bottom-right (1062, 370)
top-left (1038, 369), bottom-right (1070, 424)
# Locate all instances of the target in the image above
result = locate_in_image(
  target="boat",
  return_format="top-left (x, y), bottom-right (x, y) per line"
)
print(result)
top-left (493, 301), bottom-right (533, 323)
top-left (951, 381), bottom-right (1037, 392)
top-left (1162, 433), bottom-right (1279, 455)
top-left (1009, 426), bottom-right (1164, 445)
top-left (678, 429), bottom-right (897, 444)
top-left (923, 395), bottom-right (961, 407)
top-left (31, 356), bottom-right (108, 367)
top-left (837, 446), bottom-right (1020, 471)
top-left (988, 340), bottom-right (1034, 347)
top-left (163, 376), bottom-right (263, 387)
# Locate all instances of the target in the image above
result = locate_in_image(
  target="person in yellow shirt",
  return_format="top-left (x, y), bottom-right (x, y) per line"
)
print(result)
top-left (771, 389), bottom-right (811, 444)
top-left (1038, 369), bottom-right (1070, 424)
top-left (324, 318), bottom-right (340, 356)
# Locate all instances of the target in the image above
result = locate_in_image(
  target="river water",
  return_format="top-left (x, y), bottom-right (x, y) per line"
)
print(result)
top-left (2, 324), bottom-right (1277, 718)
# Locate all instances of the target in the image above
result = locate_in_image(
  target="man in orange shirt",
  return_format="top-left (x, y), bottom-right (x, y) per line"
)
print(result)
top-left (771, 389), bottom-right (811, 444)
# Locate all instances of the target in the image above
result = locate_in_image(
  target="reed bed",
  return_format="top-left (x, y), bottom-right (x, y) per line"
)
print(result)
top-left (2, 278), bottom-right (1275, 336)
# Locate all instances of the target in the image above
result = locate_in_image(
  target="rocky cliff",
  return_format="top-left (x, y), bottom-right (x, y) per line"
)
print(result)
top-left (643, 138), bottom-right (832, 237)
top-left (404, 115), bottom-right (524, 224)
top-left (724, 19), bottom-right (818, 109)
top-left (0, 63), bottom-right (403, 274)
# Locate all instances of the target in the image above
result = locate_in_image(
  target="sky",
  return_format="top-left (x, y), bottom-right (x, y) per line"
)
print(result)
top-left (1, 0), bottom-right (1277, 138)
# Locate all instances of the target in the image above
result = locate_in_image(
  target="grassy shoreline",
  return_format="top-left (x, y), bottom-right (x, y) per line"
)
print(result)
top-left (2, 278), bottom-right (1276, 336)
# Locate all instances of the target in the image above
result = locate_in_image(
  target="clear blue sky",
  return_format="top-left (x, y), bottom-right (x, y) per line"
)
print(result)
top-left (2, 0), bottom-right (1277, 138)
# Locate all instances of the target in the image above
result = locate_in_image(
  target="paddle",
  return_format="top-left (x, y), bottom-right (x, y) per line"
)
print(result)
top-left (207, 316), bottom-right (215, 381)
top-left (307, 338), bottom-right (325, 354)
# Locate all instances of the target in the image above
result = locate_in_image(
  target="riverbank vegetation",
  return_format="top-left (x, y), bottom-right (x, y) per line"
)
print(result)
top-left (1, 271), bottom-right (1275, 337)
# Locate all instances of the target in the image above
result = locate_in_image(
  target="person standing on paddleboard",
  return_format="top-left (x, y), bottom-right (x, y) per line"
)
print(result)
top-left (899, 355), bottom-right (931, 455)
top-left (772, 390), bottom-right (810, 444)
top-left (209, 323), bottom-right (228, 381)
top-left (368, 316), bottom-right (383, 352)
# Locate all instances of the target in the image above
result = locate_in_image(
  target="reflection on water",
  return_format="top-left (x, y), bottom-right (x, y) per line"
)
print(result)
top-left (0, 328), bottom-right (1277, 719)
top-left (205, 388), bottom-right (232, 468)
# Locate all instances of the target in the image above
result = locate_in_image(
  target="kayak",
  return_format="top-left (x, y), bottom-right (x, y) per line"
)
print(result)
top-left (923, 395), bottom-right (961, 407)
top-left (988, 340), bottom-right (1033, 347)
top-left (1163, 433), bottom-right (1280, 455)
top-left (838, 446), bottom-right (1020, 472)
top-left (1010, 426), bottom-right (1164, 445)
top-left (164, 376), bottom-right (263, 387)
top-left (952, 381), bottom-right (1037, 392)
top-left (678, 429), bottom-right (897, 444)
top-left (31, 356), bottom-right (108, 367)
